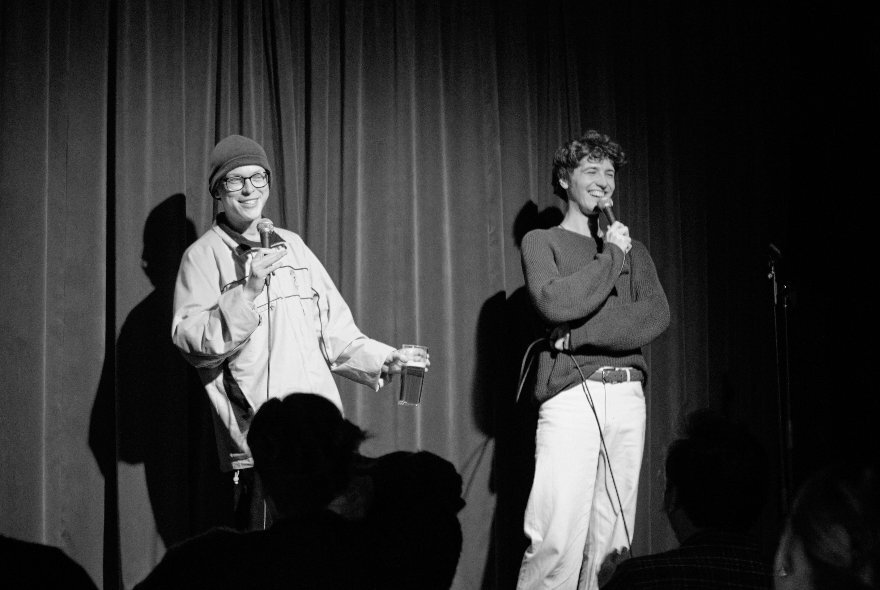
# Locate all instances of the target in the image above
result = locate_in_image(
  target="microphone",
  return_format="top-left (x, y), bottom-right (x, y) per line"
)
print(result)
top-left (598, 199), bottom-right (616, 225)
top-left (256, 219), bottom-right (275, 286)
top-left (257, 218), bottom-right (274, 248)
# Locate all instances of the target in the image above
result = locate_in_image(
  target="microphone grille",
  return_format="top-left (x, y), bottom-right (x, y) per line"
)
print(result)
top-left (257, 218), bottom-right (274, 234)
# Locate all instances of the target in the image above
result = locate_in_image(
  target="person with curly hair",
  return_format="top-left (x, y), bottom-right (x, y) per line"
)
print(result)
top-left (517, 130), bottom-right (670, 590)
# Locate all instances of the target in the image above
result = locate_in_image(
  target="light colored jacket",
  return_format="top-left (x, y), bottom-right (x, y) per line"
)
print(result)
top-left (172, 222), bottom-right (393, 470)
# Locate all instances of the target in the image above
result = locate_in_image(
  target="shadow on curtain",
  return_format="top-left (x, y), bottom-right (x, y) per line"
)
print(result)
top-left (472, 201), bottom-right (564, 588)
top-left (89, 195), bottom-right (231, 573)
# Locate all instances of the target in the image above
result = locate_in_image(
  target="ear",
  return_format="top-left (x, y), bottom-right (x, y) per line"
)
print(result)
top-left (558, 176), bottom-right (570, 191)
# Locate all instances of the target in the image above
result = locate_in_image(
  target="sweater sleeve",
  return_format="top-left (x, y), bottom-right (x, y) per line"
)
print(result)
top-left (171, 242), bottom-right (260, 370)
top-left (567, 242), bottom-right (670, 352)
top-left (520, 229), bottom-right (626, 324)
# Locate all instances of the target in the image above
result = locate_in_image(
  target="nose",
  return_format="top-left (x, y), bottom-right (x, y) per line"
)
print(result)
top-left (241, 178), bottom-right (255, 195)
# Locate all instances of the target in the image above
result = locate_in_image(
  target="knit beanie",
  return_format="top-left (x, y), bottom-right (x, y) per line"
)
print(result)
top-left (208, 134), bottom-right (271, 196)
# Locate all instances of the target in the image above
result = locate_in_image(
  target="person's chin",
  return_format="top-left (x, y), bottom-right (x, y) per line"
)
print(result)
top-left (228, 212), bottom-right (261, 230)
top-left (238, 207), bottom-right (264, 220)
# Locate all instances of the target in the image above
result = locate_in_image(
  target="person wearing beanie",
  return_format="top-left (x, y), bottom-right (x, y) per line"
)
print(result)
top-left (171, 134), bottom-right (424, 531)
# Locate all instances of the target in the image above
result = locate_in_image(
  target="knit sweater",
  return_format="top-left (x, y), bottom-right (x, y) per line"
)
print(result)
top-left (520, 226), bottom-right (669, 404)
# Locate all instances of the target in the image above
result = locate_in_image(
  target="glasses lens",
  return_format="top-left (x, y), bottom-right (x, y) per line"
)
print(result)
top-left (250, 172), bottom-right (268, 188)
top-left (224, 177), bottom-right (244, 191)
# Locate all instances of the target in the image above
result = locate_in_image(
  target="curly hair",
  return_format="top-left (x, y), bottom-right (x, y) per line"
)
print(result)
top-left (552, 130), bottom-right (627, 199)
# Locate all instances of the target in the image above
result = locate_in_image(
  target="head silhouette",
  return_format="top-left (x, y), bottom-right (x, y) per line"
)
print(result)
top-left (664, 409), bottom-right (767, 538)
top-left (247, 394), bottom-right (367, 518)
top-left (141, 194), bottom-right (196, 288)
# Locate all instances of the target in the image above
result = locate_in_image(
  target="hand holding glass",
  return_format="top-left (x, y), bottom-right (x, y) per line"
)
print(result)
top-left (398, 344), bottom-right (428, 406)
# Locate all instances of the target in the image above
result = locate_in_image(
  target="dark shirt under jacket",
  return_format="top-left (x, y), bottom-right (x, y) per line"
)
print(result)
top-left (602, 530), bottom-right (773, 590)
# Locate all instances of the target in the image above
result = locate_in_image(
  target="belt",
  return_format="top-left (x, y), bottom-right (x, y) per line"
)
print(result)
top-left (586, 367), bottom-right (644, 383)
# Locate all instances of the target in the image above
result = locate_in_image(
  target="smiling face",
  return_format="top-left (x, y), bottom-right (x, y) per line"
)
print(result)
top-left (217, 164), bottom-right (270, 235)
top-left (559, 156), bottom-right (616, 216)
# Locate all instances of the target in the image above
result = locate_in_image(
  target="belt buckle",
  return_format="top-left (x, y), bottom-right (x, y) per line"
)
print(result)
top-left (602, 367), bottom-right (631, 384)
top-left (600, 367), bottom-right (616, 383)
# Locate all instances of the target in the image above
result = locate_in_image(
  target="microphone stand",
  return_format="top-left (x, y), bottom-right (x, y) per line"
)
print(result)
top-left (768, 244), bottom-right (794, 514)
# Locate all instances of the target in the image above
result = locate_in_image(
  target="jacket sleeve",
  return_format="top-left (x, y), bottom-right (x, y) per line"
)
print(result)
top-left (567, 242), bottom-right (670, 352)
top-left (171, 243), bottom-right (260, 369)
top-left (302, 243), bottom-right (394, 390)
top-left (520, 229), bottom-right (627, 325)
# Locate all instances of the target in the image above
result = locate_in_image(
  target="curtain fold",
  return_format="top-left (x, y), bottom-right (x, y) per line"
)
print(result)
top-left (0, 0), bottom-right (111, 584)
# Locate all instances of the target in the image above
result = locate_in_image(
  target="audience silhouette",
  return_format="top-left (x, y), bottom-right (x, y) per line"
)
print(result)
top-left (773, 464), bottom-right (879, 590)
top-left (0, 534), bottom-right (98, 589)
top-left (601, 409), bottom-right (771, 589)
top-left (134, 393), bottom-right (464, 589)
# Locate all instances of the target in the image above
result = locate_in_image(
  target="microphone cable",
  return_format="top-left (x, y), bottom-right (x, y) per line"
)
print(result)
top-left (263, 273), bottom-right (271, 530)
top-left (252, 244), bottom-right (275, 532)
top-left (516, 337), bottom-right (634, 554)
top-left (567, 353), bottom-right (633, 553)
top-left (516, 338), bottom-right (547, 405)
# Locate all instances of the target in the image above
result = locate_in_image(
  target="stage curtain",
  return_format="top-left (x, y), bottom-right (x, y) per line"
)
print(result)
top-left (1, 0), bottom-right (796, 588)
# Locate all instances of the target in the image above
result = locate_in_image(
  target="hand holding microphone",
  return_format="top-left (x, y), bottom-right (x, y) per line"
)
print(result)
top-left (598, 198), bottom-right (632, 254)
top-left (244, 219), bottom-right (287, 300)
top-left (549, 323), bottom-right (571, 352)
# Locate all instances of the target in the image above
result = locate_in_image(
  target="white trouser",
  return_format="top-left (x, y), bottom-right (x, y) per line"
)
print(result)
top-left (517, 378), bottom-right (646, 590)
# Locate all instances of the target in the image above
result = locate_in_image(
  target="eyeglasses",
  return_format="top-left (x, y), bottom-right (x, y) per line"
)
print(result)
top-left (222, 171), bottom-right (270, 192)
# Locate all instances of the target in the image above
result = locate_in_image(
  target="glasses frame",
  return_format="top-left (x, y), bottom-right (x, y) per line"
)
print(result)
top-left (220, 171), bottom-right (271, 193)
